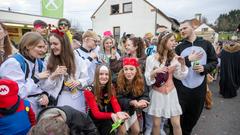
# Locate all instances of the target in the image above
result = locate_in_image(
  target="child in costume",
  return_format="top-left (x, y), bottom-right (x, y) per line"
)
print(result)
top-left (0, 79), bottom-right (36, 135)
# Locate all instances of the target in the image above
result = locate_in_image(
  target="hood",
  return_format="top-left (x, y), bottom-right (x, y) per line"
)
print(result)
top-left (223, 42), bottom-right (240, 53)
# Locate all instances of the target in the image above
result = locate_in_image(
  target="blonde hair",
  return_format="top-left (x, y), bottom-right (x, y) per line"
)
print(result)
top-left (18, 32), bottom-right (44, 57)
top-left (82, 30), bottom-right (98, 40)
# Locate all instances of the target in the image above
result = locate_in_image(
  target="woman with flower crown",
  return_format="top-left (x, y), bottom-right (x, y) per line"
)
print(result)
top-left (40, 29), bottom-right (89, 113)
top-left (144, 31), bottom-right (188, 135)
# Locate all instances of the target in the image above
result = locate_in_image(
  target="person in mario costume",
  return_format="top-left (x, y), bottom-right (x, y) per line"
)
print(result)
top-left (0, 79), bottom-right (36, 135)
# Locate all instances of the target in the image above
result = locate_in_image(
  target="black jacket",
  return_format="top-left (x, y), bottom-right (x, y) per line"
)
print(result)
top-left (117, 78), bottom-right (150, 115)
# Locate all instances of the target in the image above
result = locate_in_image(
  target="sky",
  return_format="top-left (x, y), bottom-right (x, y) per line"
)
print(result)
top-left (0, 0), bottom-right (239, 30)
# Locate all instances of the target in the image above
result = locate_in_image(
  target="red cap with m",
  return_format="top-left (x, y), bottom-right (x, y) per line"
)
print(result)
top-left (0, 79), bottom-right (19, 108)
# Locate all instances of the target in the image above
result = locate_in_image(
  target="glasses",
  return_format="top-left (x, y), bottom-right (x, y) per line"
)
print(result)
top-left (59, 22), bottom-right (68, 27)
top-left (88, 38), bottom-right (97, 43)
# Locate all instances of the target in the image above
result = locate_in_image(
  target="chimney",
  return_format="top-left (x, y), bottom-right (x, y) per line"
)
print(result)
top-left (195, 13), bottom-right (202, 22)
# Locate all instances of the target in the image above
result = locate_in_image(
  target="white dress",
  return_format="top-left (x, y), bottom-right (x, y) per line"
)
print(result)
top-left (144, 54), bottom-right (188, 118)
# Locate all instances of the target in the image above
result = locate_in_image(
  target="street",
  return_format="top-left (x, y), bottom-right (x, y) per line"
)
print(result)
top-left (192, 79), bottom-right (240, 135)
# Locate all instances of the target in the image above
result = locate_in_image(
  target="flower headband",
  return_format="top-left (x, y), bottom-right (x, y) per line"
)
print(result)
top-left (100, 65), bottom-right (109, 71)
top-left (50, 29), bottom-right (64, 37)
top-left (123, 57), bottom-right (139, 67)
top-left (160, 31), bottom-right (171, 39)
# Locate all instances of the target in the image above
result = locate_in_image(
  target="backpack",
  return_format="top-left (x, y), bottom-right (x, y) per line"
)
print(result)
top-left (12, 53), bottom-right (43, 80)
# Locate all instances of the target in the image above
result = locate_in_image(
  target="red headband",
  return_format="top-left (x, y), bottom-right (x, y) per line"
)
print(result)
top-left (123, 57), bottom-right (139, 67)
top-left (34, 24), bottom-right (44, 29)
top-left (51, 29), bottom-right (64, 37)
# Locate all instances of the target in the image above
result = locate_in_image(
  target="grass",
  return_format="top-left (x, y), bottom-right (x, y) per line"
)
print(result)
top-left (219, 33), bottom-right (234, 40)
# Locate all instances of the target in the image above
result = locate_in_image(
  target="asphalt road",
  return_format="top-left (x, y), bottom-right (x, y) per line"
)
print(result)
top-left (192, 79), bottom-right (240, 135)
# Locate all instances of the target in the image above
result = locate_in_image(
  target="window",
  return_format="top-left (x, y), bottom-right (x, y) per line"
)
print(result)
top-left (113, 27), bottom-right (120, 43)
top-left (123, 2), bottom-right (132, 13)
top-left (202, 28), bottom-right (208, 32)
top-left (111, 4), bottom-right (119, 14)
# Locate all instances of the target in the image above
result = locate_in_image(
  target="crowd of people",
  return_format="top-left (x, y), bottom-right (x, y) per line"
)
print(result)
top-left (0, 17), bottom-right (239, 135)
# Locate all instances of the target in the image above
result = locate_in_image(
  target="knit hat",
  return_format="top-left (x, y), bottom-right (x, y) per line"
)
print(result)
top-left (0, 79), bottom-right (19, 108)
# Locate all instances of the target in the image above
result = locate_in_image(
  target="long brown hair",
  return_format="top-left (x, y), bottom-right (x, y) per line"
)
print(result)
top-left (0, 22), bottom-right (12, 63)
top-left (47, 32), bottom-right (76, 78)
top-left (129, 37), bottom-right (145, 58)
top-left (157, 31), bottom-right (175, 63)
top-left (93, 65), bottom-right (114, 108)
top-left (117, 67), bottom-right (144, 97)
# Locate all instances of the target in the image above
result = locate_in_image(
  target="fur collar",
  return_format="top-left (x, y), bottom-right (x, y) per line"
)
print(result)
top-left (223, 42), bottom-right (240, 53)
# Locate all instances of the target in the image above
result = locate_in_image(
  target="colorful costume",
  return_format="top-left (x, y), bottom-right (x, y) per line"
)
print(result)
top-left (0, 79), bottom-right (36, 135)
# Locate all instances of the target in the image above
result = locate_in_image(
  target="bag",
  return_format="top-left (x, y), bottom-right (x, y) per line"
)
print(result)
top-left (153, 59), bottom-right (170, 87)
top-left (153, 72), bottom-right (169, 87)
top-left (12, 53), bottom-right (43, 80)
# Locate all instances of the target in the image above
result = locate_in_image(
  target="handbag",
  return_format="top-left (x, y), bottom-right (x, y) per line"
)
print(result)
top-left (153, 72), bottom-right (169, 87)
top-left (153, 59), bottom-right (170, 87)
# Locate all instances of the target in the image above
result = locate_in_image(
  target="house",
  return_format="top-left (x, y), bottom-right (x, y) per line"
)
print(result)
top-left (194, 23), bottom-right (218, 43)
top-left (91, 0), bottom-right (173, 41)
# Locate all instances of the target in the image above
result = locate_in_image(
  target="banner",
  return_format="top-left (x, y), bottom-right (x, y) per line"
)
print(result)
top-left (42, 0), bottom-right (64, 18)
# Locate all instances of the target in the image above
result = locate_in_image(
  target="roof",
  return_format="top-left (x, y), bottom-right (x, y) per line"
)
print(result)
top-left (91, 0), bottom-right (107, 19)
top-left (143, 0), bottom-right (171, 22)
top-left (191, 18), bottom-right (201, 28)
top-left (91, 0), bottom-right (172, 22)
top-left (195, 23), bottom-right (215, 32)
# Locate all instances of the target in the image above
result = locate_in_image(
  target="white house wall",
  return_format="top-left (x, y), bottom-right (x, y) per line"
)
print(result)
top-left (156, 13), bottom-right (172, 31)
top-left (92, 0), bottom-right (171, 37)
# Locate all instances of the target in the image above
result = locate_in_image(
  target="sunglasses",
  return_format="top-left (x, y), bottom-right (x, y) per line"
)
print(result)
top-left (59, 22), bottom-right (68, 27)
top-left (156, 32), bottom-right (160, 36)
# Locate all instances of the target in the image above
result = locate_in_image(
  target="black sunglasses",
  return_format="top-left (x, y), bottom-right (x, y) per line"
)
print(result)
top-left (59, 22), bottom-right (68, 26)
